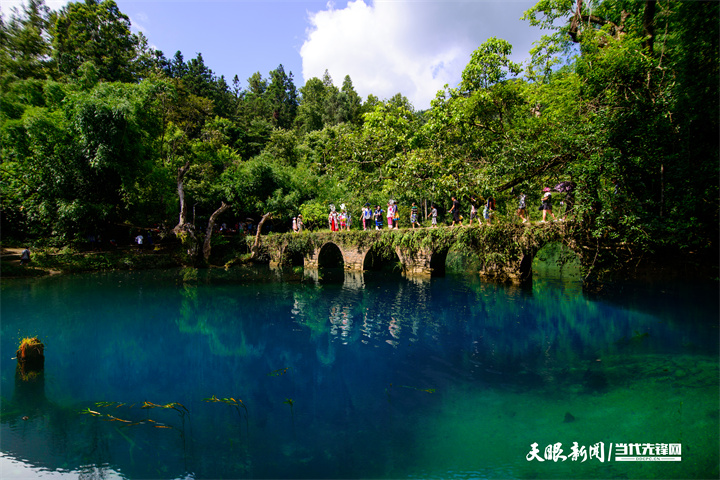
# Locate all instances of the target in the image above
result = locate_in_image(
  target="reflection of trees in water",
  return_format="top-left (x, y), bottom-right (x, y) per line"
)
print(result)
top-left (178, 282), bottom-right (265, 358)
top-left (290, 273), bottom-right (716, 391)
top-left (2, 269), bottom-right (716, 478)
top-left (532, 241), bottom-right (583, 281)
top-left (451, 277), bottom-right (718, 393)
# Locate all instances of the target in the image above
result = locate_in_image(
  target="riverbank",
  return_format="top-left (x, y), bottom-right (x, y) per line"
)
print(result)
top-left (2, 237), bottom-right (717, 295)
top-left (1, 246), bottom-right (182, 278)
top-left (0, 232), bottom-right (255, 278)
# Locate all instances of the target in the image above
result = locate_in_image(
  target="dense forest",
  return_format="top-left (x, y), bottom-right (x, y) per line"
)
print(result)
top-left (1, 0), bottom-right (718, 261)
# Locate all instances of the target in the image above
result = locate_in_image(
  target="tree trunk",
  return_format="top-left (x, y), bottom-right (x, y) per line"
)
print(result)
top-left (203, 202), bottom-right (230, 262)
top-left (642, 0), bottom-right (656, 54)
top-left (249, 212), bottom-right (272, 261)
top-left (176, 161), bottom-right (191, 229)
top-left (171, 161), bottom-right (199, 263)
top-left (569, 0), bottom-right (583, 42)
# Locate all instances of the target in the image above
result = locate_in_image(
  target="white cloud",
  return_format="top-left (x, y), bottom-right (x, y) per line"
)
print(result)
top-left (300, 0), bottom-right (541, 110)
top-left (129, 11), bottom-right (150, 33)
top-left (0, 0), bottom-right (69, 16)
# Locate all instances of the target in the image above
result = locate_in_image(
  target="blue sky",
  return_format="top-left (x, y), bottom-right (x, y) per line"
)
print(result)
top-left (1, 0), bottom-right (544, 109)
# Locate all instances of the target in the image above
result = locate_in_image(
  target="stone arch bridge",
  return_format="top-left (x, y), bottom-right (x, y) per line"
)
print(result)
top-left (258, 223), bottom-right (583, 284)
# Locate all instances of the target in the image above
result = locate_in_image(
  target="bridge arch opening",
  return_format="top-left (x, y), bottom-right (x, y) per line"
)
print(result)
top-left (317, 243), bottom-right (345, 284)
top-left (363, 245), bottom-right (402, 275)
top-left (532, 242), bottom-right (582, 284)
top-left (429, 251), bottom-right (449, 277)
top-left (286, 250), bottom-right (304, 268)
top-left (444, 247), bottom-right (486, 276)
top-left (318, 243), bottom-right (344, 269)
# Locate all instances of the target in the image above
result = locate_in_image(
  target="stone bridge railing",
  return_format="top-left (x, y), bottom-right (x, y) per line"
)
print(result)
top-left (256, 223), bottom-right (580, 284)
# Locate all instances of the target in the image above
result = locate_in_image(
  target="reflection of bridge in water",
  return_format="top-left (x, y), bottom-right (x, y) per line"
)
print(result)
top-left (260, 223), bottom-right (581, 284)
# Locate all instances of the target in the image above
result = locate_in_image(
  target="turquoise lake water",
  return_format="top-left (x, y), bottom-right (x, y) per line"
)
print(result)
top-left (1, 266), bottom-right (718, 479)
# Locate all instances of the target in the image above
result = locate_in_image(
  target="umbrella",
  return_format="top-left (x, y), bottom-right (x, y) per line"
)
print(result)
top-left (554, 181), bottom-right (576, 193)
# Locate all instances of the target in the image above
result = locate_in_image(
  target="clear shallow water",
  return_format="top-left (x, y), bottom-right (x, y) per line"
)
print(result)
top-left (1, 267), bottom-right (717, 479)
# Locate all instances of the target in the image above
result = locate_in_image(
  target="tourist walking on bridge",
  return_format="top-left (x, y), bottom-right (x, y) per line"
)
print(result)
top-left (339, 209), bottom-right (347, 230)
top-left (540, 188), bottom-right (557, 222)
top-left (469, 197), bottom-right (481, 227)
top-left (517, 192), bottom-right (528, 223)
top-left (362, 203), bottom-right (372, 230)
top-left (387, 200), bottom-right (395, 229)
top-left (428, 204), bottom-right (438, 227)
top-left (374, 205), bottom-right (384, 230)
top-left (484, 196), bottom-right (495, 225)
top-left (449, 197), bottom-right (462, 226)
top-left (410, 202), bottom-right (421, 228)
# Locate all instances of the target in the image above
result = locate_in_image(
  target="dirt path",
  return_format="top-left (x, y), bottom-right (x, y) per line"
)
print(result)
top-left (1, 247), bottom-right (24, 266)
top-left (1, 247), bottom-right (62, 275)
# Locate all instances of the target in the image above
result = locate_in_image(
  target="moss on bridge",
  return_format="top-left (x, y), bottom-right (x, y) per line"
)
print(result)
top-left (255, 222), bottom-right (581, 282)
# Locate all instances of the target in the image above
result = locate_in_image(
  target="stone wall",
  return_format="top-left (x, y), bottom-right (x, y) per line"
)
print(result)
top-left (262, 223), bottom-right (579, 283)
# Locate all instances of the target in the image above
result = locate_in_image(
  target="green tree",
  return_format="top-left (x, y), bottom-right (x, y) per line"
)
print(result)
top-left (1, 80), bottom-right (164, 241)
top-left (295, 76), bottom-right (327, 133)
top-left (339, 74), bottom-right (362, 125)
top-left (460, 37), bottom-right (522, 92)
top-left (50, 0), bottom-right (139, 83)
top-left (0, 0), bottom-right (53, 82)
top-left (266, 64), bottom-right (298, 129)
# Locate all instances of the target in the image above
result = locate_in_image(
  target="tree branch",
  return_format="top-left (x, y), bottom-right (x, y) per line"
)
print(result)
top-left (496, 154), bottom-right (572, 192)
top-left (568, 0), bottom-right (624, 44)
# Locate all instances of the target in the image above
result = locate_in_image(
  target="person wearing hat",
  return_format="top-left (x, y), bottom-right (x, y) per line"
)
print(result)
top-left (540, 188), bottom-right (557, 223)
top-left (328, 204), bottom-right (338, 231)
top-left (297, 214), bottom-right (304, 232)
top-left (374, 205), bottom-right (384, 230)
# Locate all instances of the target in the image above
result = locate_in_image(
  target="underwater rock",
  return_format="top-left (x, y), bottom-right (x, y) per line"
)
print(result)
top-left (582, 369), bottom-right (608, 393)
top-left (563, 412), bottom-right (576, 423)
